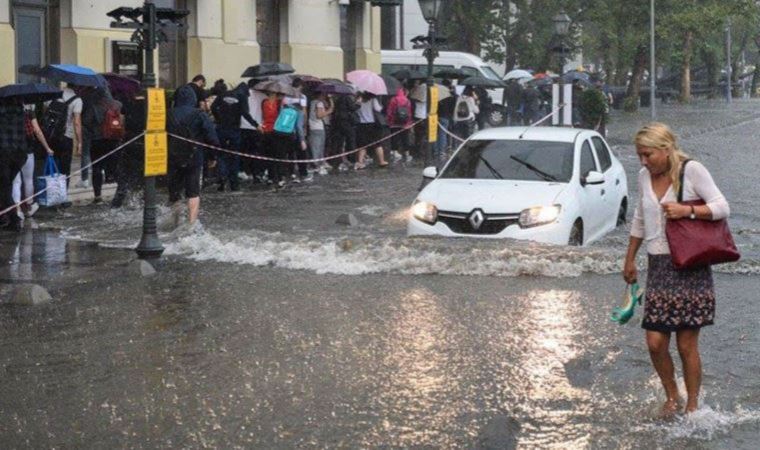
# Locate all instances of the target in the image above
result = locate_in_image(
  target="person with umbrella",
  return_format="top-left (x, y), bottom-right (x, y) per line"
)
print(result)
top-left (0, 97), bottom-right (28, 231)
top-left (504, 78), bottom-right (524, 126)
top-left (211, 82), bottom-right (258, 191)
top-left (175, 74), bottom-right (209, 111)
top-left (308, 89), bottom-right (334, 176)
top-left (13, 104), bottom-right (53, 218)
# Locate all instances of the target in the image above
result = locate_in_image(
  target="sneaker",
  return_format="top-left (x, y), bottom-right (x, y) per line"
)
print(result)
top-left (318, 167), bottom-right (328, 176)
top-left (238, 172), bottom-right (250, 181)
top-left (25, 203), bottom-right (39, 218)
top-left (292, 177), bottom-right (301, 184)
top-left (354, 163), bottom-right (366, 171)
top-left (338, 163), bottom-right (349, 172)
top-left (405, 155), bottom-right (414, 163)
top-left (322, 163), bottom-right (333, 171)
top-left (16, 208), bottom-right (24, 222)
top-left (392, 151), bottom-right (403, 163)
top-left (303, 174), bottom-right (314, 182)
top-left (277, 180), bottom-right (286, 189)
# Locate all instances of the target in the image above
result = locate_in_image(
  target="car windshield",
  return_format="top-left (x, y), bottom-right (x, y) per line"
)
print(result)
top-left (440, 139), bottom-right (574, 182)
top-left (480, 66), bottom-right (502, 81)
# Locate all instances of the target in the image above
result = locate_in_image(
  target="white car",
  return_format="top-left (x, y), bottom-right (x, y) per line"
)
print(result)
top-left (408, 127), bottom-right (629, 246)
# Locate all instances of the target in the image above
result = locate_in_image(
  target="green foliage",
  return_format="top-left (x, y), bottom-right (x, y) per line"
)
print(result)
top-left (578, 88), bottom-right (609, 126)
top-left (623, 96), bottom-right (639, 113)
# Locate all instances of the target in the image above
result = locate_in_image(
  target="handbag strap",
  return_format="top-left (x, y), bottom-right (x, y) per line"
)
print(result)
top-left (677, 159), bottom-right (692, 203)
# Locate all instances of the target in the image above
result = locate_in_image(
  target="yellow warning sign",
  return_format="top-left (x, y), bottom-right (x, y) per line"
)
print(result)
top-left (428, 114), bottom-right (438, 143)
top-left (146, 88), bottom-right (166, 132)
top-left (145, 131), bottom-right (168, 176)
top-left (429, 85), bottom-right (439, 116)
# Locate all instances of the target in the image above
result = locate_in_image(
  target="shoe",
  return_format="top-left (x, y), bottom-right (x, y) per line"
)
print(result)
top-left (354, 163), bottom-right (366, 171)
top-left (318, 167), bottom-right (328, 176)
top-left (25, 202), bottom-right (39, 217)
top-left (17, 208), bottom-right (24, 221)
top-left (392, 151), bottom-right (403, 163)
top-left (405, 155), bottom-right (414, 163)
top-left (378, 163), bottom-right (389, 168)
top-left (292, 177), bottom-right (301, 184)
top-left (338, 163), bottom-right (349, 172)
top-left (277, 180), bottom-right (286, 188)
top-left (238, 172), bottom-right (250, 181)
top-left (303, 174), bottom-right (314, 182)
top-left (217, 183), bottom-right (225, 192)
top-left (110, 197), bottom-right (124, 209)
top-left (92, 196), bottom-right (103, 204)
top-left (60, 201), bottom-right (72, 209)
top-left (611, 282), bottom-right (644, 325)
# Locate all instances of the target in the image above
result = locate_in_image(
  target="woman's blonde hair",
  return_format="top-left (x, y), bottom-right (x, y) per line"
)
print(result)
top-left (634, 122), bottom-right (689, 194)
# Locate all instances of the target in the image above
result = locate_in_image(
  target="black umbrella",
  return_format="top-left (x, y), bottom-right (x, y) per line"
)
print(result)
top-left (391, 69), bottom-right (427, 81)
top-left (380, 74), bottom-right (403, 94)
top-left (561, 70), bottom-right (591, 83)
top-left (315, 80), bottom-right (355, 95)
top-left (433, 68), bottom-right (468, 80)
top-left (461, 76), bottom-right (505, 88)
top-left (241, 62), bottom-right (295, 78)
top-left (0, 83), bottom-right (63, 103)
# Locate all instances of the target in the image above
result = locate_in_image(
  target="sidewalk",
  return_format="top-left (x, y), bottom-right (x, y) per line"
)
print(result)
top-left (65, 157), bottom-right (117, 204)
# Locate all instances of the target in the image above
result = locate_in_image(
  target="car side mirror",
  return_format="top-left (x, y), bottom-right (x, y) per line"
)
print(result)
top-left (582, 170), bottom-right (604, 186)
top-left (422, 166), bottom-right (438, 179)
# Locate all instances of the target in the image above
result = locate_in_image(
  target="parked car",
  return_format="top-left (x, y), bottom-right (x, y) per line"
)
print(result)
top-left (407, 127), bottom-right (629, 246)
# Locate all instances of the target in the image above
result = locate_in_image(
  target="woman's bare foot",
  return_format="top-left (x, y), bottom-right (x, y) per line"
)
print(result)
top-left (684, 400), bottom-right (698, 414)
top-left (659, 397), bottom-right (682, 418)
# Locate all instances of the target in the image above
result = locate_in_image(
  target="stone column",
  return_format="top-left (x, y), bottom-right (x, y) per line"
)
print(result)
top-left (280, 0), bottom-right (343, 78)
top-left (0, 0), bottom-right (14, 84)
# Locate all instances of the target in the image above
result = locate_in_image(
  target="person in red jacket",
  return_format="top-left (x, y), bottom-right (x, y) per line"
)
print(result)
top-left (386, 88), bottom-right (413, 163)
top-left (260, 91), bottom-right (282, 185)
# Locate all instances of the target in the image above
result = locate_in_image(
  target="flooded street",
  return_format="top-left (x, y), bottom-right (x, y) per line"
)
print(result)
top-left (2, 100), bottom-right (760, 448)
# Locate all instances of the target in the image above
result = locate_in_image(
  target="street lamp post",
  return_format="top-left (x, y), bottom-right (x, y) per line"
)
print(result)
top-left (552, 11), bottom-right (571, 126)
top-left (108, 1), bottom-right (188, 259)
top-left (418, 0), bottom-right (443, 166)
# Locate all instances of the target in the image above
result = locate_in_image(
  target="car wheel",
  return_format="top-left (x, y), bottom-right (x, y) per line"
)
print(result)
top-left (487, 106), bottom-right (507, 127)
top-left (616, 198), bottom-right (628, 227)
top-left (568, 220), bottom-right (583, 246)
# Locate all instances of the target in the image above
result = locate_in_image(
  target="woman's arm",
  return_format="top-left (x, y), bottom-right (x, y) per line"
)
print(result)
top-left (623, 236), bottom-right (643, 283)
top-left (31, 118), bottom-right (54, 155)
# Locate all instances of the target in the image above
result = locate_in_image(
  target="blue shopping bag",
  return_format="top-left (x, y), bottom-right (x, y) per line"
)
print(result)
top-left (35, 156), bottom-right (68, 206)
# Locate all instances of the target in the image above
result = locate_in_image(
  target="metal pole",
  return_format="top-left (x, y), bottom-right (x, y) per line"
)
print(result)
top-left (650, 0), bottom-right (656, 120)
top-left (726, 18), bottom-right (732, 104)
top-left (135, 0), bottom-right (164, 259)
top-left (425, 21), bottom-right (435, 166)
top-left (559, 46), bottom-right (565, 126)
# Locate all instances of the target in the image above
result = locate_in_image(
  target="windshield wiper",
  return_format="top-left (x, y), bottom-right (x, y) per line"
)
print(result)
top-left (479, 156), bottom-right (504, 179)
top-left (509, 155), bottom-right (559, 182)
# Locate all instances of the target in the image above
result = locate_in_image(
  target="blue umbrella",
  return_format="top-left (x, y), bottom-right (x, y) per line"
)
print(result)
top-left (0, 83), bottom-right (63, 103)
top-left (38, 64), bottom-right (107, 88)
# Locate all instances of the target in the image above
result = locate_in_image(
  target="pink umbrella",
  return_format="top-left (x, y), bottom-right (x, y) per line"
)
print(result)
top-left (345, 70), bottom-right (388, 96)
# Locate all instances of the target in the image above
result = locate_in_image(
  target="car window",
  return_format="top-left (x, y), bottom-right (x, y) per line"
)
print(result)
top-left (381, 64), bottom-right (413, 76)
top-left (460, 66), bottom-right (480, 78)
top-left (480, 66), bottom-right (502, 81)
top-left (440, 139), bottom-right (574, 182)
top-left (580, 141), bottom-right (597, 177)
top-left (591, 137), bottom-right (612, 172)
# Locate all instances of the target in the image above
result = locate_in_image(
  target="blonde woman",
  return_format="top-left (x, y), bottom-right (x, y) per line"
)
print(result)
top-left (623, 123), bottom-right (729, 416)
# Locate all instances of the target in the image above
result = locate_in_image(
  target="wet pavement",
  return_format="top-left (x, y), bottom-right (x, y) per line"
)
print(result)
top-left (2, 99), bottom-right (760, 448)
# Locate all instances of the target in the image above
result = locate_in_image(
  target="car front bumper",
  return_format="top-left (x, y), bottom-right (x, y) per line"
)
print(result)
top-left (407, 216), bottom-right (572, 246)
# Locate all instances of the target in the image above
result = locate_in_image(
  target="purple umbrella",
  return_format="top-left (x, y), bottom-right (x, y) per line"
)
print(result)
top-left (315, 81), bottom-right (355, 95)
top-left (101, 73), bottom-right (142, 98)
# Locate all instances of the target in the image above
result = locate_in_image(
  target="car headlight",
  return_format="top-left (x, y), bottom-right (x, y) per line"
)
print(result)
top-left (411, 201), bottom-right (438, 224)
top-left (519, 205), bottom-right (561, 228)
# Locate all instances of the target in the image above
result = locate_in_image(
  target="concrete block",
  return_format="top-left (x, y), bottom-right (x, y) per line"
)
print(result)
top-left (130, 259), bottom-right (157, 277)
top-left (335, 213), bottom-right (360, 227)
top-left (4, 284), bottom-right (53, 305)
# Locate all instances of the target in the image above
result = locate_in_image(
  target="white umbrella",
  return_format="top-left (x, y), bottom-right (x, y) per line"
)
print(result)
top-left (504, 69), bottom-right (533, 81)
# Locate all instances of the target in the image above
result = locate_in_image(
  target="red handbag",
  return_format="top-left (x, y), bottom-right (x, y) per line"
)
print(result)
top-left (665, 160), bottom-right (740, 269)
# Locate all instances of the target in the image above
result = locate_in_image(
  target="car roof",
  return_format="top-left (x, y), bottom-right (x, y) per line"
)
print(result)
top-left (468, 126), bottom-right (588, 143)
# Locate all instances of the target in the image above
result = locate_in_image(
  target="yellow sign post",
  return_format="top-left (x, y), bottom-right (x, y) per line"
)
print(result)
top-left (145, 131), bottom-right (168, 176)
top-left (428, 114), bottom-right (438, 143)
top-left (145, 88), bottom-right (167, 176)
top-left (429, 85), bottom-right (439, 116)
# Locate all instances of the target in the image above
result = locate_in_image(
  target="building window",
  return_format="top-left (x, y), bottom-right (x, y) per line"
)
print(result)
top-left (257, 0), bottom-right (281, 62)
top-left (112, 41), bottom-right (142, 81)
top-left (12, 0), bottom-right (59, 82)
top-left (154, 0), bottom-right (187, 88)
top-left (380, 4), bottom-right (398, 50)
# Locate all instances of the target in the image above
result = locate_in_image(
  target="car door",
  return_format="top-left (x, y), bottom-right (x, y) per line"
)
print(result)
top-left (590, 136), bottom-right (617, 232)
top-left (577, 139), bottom-right (605, 240)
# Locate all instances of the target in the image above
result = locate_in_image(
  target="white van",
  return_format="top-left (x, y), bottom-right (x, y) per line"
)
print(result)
top-left (381, 50), bottom-right (506, 125)
top-left (381, 50), bottom-right (504, 104)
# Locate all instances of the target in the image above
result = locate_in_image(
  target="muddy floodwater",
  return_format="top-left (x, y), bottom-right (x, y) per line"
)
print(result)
top-left (1, 101), bottom-right (760, 448)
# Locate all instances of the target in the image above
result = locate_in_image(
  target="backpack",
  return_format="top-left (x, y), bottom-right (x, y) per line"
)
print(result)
top-left (394, 99), bottom-right (410, 123)
top-left (274, 106), bottom-right (299, 134)
top-left (456, 97), bottom-right (471, 120)
top-left (167, 110), bottom-right (198, 168)
top-left (41, 96), bottom-right (78, 142)
top-left (212, 95), bottom-right (240, 129)
top-left (101, 99), bottom-right (126, 141)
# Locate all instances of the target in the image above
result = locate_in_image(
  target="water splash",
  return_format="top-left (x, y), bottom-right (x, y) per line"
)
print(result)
top-left (640, 405), bottom-right (760, 442)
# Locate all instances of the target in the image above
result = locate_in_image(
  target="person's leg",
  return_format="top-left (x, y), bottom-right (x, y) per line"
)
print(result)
top-left (80, 135), bottom-right (91, 184)
top-left (55, 137), bottom-right (74, 187)
top-left (676, 328), bottom-right (702, 413)
top-left (21, 154), bottom-right (35, 206)
top-left (187, 197), bottom-right (200, 224)
top-left (227, 130), bottom-right (242, 190)
top-left (185, 163), bottom-right (202, 224)
top-left (92, 158), bottom-right (104, 199)
top-left (646, 330), bottom-right (681, 415)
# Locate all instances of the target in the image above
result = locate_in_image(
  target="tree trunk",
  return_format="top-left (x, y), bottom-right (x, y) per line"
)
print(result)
top-left (751, 50), bottom-right (760, 98)
top-left (503, 1), bottom-right (513, 72)
top-left (701, 48), bottom-right (718, 99)
top-left (680, 31), bottom-right (694, 103)
top-left (731, 32), bottom-right (748, 98)
top-left (625, 44), bottom-right (648, 102)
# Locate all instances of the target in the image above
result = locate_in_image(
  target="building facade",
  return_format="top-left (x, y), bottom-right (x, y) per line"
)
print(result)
top-left (0, 0), bottom-right (386, 87)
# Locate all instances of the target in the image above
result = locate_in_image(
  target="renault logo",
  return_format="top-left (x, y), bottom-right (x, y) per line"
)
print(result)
top-left (468, 209), bottom-right (485, 230)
